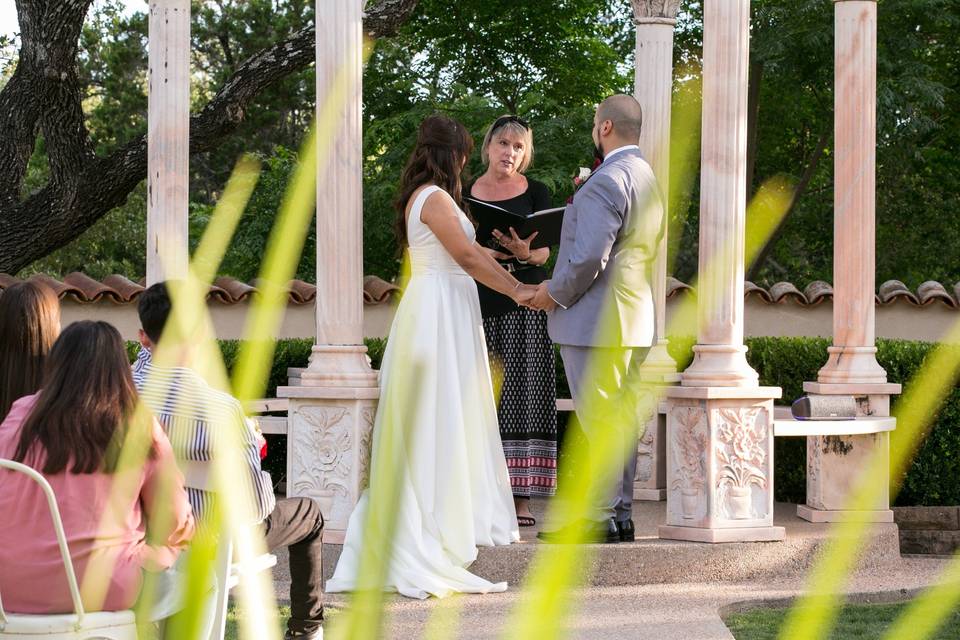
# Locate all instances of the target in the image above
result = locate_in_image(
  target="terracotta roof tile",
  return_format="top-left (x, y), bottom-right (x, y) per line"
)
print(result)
top-left (0, 274), bottom-right (401, 306)
top-left (1, 273), bottom-right (957, 310)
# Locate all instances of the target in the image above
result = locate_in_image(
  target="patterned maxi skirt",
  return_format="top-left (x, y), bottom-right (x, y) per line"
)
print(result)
top-left (482, 306), bottom-right (558, 497)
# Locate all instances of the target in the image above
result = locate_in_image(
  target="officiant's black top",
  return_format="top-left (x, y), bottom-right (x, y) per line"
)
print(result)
top-left (465, 179), bottom-right (552, 318)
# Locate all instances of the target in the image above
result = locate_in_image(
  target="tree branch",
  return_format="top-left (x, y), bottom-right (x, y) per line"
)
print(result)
top-left (0, 0), bottom-right (420, 274)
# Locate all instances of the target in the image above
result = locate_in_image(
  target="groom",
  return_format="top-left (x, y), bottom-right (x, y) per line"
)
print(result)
top-left (530, 94), bottom-right (664, 544)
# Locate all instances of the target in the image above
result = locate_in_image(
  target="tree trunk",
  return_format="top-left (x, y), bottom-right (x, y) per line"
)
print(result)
top-left (745, 60), bottom-right (763, 196)
top-left (0, 0), bottom-right (419, 274)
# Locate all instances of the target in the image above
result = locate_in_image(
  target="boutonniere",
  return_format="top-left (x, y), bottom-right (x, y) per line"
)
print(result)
top-left (573, 166), bottom-right (592, 187)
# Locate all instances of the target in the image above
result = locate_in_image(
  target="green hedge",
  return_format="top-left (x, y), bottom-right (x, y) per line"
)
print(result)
top-left (128, 336), bottom-right (960, 507)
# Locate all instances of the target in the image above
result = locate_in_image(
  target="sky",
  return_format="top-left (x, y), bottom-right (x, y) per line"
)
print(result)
top-left (1, 1), bottom-right (144, 40)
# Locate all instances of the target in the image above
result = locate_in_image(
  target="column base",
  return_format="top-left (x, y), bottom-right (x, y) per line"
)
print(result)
top-left (298, 344), bottom-right (379, 387)
top-left (638, 340), bottom-right (681, 383)
top-left (817, 346), bottom-right (888, 385)
top-left (681, 344), bottom-right (759, 388)
top-left (658, 524), bottom-right (785, 543)
top-left (797, 504), bottom-right (894, 524)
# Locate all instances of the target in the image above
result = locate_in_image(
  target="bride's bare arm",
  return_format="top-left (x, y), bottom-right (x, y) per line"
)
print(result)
top-left (419, 191), bottom-right (530, 302)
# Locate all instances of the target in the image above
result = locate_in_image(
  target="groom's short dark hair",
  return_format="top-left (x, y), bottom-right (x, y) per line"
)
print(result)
top-left (598, 94), bottom-right (643, 141)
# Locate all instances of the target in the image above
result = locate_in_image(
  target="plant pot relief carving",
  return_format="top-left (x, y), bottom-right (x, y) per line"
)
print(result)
top-left (671, 407), bottom-right (707, 519)
top-left (716, 408), bottom-right (769, 520)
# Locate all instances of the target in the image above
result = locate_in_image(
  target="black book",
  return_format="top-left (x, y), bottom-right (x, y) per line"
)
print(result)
top-left (465, 197), bottom-right (566, 250)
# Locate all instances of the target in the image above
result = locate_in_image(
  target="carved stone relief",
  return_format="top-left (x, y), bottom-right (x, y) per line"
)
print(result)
top-left (290, 405), bottom-right (352, 522)
top-left (635, 417), bottom-right (656, 483)
top-left (715, 407), bottom-right (769, 520)
top-left (670, 406), bottom-right (707, 519)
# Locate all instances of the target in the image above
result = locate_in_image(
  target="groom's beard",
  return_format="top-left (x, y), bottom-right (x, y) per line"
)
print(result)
top-left (593, 144), bottom-right (604, 162)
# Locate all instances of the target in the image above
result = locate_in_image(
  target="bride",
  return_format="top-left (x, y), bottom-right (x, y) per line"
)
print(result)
top-left (326, 115), bottom-right (535, 599)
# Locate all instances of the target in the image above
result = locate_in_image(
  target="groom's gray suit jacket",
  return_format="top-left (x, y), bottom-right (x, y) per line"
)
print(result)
top-left (547, 148), bottom-right (664, 348)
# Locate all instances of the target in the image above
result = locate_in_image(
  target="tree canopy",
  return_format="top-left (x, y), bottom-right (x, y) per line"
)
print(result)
top-left (5, 0), bottom-right (960, 290)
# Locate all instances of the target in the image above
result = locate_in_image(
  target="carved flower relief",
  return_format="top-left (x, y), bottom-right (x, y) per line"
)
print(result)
top-left (358, 406), bottom-right (376, 490)
top-left (670, 406), bottom-right (706, 492)
top-left (291, 406), bottom-right (352, 499)
top-left (715, 408), bottom-right (769, 520)
top-left (635, 420), bottom-right (656, 483)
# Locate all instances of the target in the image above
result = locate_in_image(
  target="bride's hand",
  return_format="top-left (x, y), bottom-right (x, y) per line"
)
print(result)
top-left (512, 283), bottom-right (538, 306)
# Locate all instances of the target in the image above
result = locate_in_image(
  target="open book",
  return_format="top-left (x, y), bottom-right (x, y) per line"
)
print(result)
top-left (465, 197), bottom-right (565, 250)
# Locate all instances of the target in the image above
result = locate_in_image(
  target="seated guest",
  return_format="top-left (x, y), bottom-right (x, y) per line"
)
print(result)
top-left (0, 280), bottom-right (60, 421)
top-left (133, 282), bottom-right (324, 640)
top-left (0, 321), bottom-right (194, 614)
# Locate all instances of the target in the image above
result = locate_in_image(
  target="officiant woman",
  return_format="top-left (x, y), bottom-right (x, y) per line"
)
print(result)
top-left (464, 115), bottom-right (557, 526)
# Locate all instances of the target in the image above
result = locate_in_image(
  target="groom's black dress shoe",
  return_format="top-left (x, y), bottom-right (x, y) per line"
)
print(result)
top-left (537, 518), bottom-right (620, 544)
top-left (616, 518), bottom-right (635, 542)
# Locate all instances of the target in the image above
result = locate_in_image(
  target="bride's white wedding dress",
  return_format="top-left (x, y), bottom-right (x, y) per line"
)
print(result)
top-left (326, 184), bottom-right (520, 599)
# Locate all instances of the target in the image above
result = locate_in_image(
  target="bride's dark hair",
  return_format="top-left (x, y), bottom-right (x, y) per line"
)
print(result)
top-left (395, 114), bottom-right (474, 247)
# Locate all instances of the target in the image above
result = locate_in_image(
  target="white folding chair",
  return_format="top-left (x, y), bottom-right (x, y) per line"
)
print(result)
top-left (0, 459), bottom-right (137, 640)
top-left (178, 461), bottom-right (277, 640)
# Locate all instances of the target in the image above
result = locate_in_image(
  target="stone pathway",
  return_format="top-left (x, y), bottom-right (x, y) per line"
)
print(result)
top-left (263, 498), bottom-right (954, 639)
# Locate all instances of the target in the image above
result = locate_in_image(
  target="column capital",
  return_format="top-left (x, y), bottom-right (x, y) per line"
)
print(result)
top-left (634, 17), bottom-right (677, 27)
top-left (630, 0), bottom-right (681, 21)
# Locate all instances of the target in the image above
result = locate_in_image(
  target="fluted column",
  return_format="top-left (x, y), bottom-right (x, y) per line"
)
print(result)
top-left (679, 0), bottom-right (758, 388)
top-left (631, 1), bottom-right (681, 503)
top-left (146, 0), bottom-right (190, 284)
top-left (300, 0), bottom-right (376, 387)
top-left (632, 4), bottom-right (679, 382)
top-left (280, 0), bottom-right (378, 543)
top-left (817, 0), bottom-right (886, 384)
top-left (660, 0), bottom-right (782, 544)
top-left (799, 0), bottom-right (899, 525)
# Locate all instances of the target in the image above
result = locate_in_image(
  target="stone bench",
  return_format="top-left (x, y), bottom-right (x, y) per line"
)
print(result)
top-left (772, 407), bottom-right (896, 523)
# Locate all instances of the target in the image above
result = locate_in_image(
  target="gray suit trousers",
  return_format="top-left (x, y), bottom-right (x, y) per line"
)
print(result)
top-left (560, 345), bottom-right (651, 523)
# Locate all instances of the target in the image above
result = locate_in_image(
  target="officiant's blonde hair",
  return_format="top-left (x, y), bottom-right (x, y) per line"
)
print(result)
top-left (480, 115), bottom-right (534, 173)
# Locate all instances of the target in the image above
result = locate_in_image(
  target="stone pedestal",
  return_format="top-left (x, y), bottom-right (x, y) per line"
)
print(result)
top-left (634, 406), bottom-right (667, 501)
top-left (282, 384), bottom-right (378, 544)
top-left (659, 387), bottom-right (784, 543)
top-left (798, 383), bottom-right (901, 523)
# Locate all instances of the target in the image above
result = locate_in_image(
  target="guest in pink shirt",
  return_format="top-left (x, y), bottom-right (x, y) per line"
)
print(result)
top-left (0, 320), bottom-right (195, 614)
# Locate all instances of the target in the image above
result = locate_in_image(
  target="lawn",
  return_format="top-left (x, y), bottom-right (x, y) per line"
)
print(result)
top-left (725, 602), bottom-right (960, 639)
top-left (225, 604), bottom-right (290, 639)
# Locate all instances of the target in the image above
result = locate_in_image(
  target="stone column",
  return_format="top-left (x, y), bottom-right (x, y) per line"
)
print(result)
top-left (631, 1), bottom-right (681, 502)
top-left (817, 0), bottom-right (886, 386)
top-left (146, 0), bottom-right (190, 284)
top-left (279, 0), bottom-right (378, 543)
top-left (660, 0), bottom-right (783, 543)
top-left (800, 0), bottom-right (900, 524)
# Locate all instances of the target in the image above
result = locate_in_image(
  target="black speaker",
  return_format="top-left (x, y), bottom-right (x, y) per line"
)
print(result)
top-left (791, 395), bottom-right (857, 420)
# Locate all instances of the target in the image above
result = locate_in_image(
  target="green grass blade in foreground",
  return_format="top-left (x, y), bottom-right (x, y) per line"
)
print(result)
top-left (879, 551), bottom-right (960, 640)
top-left (231, 62), bottom-right (354, 404)
top-left (327, 362), bottom-right (425, 640)
top-left (778, 323), bottom-right (960, 640)
top-left (139, 159), bottom-right (278, 640)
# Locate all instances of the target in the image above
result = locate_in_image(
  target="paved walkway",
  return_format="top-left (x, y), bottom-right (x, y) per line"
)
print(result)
top-left (262, 497), bottom-right (954, 639)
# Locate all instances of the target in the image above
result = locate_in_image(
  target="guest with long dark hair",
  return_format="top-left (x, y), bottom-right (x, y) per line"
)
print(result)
top-left (0, 321), bottom-right (194, 614)
top-left (0, 280), bottom-right (60, 421)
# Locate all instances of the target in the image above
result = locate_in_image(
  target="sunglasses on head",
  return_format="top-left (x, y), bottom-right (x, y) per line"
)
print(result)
top-left (492, 115), bottom-right (529, 132)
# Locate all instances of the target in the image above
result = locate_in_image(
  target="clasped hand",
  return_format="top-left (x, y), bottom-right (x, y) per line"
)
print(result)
top-left (512, 281), bottom-right (557, 312)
